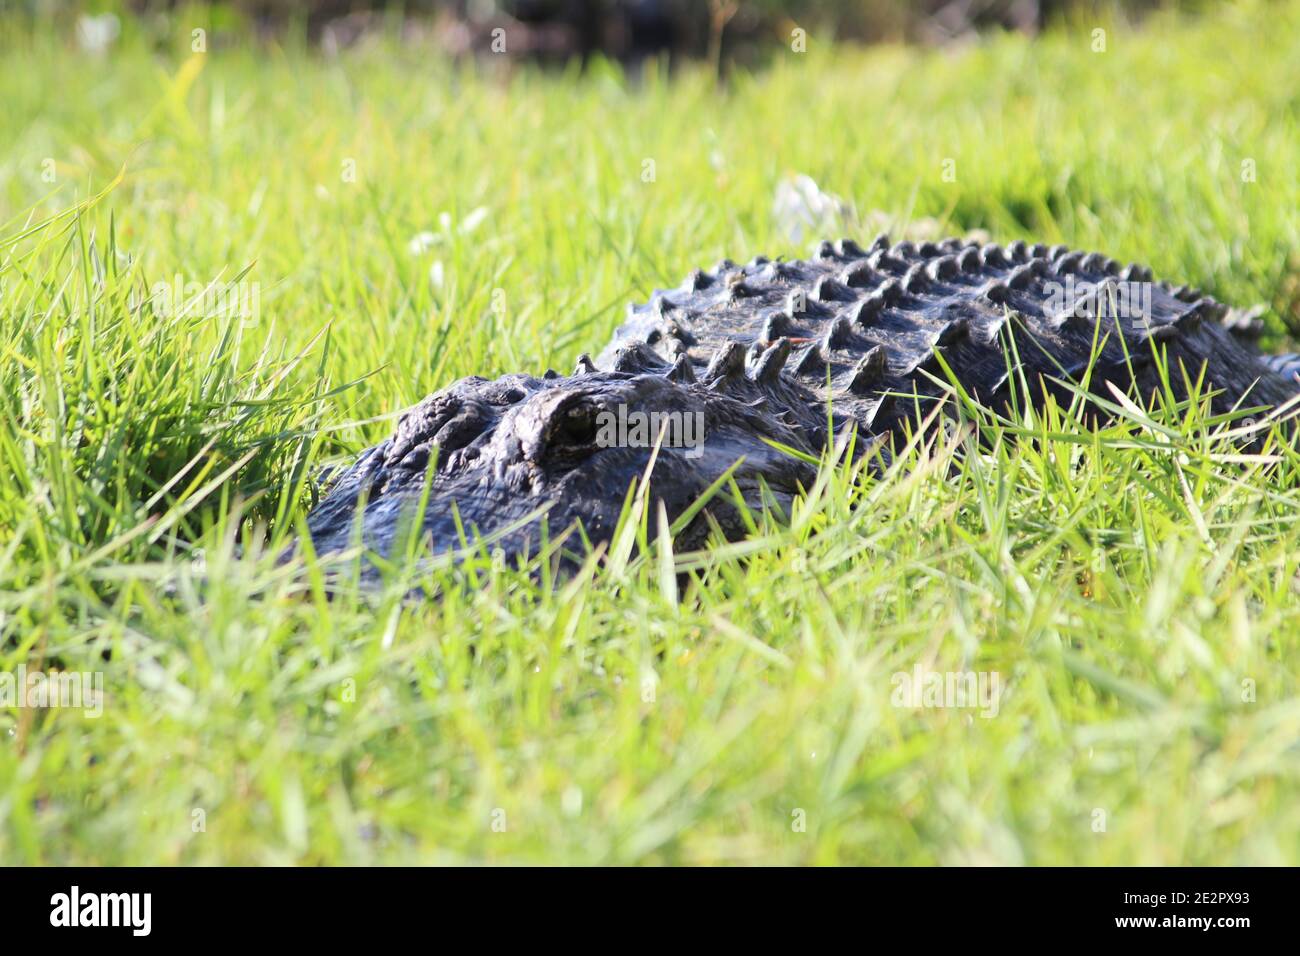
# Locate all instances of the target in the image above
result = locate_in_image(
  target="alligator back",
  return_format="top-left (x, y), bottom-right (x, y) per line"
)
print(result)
top-left (594, 236), bottom-right (1297, 432)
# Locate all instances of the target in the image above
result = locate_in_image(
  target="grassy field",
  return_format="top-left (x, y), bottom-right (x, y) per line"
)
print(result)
top-left (1, 2), bottom-right (1299, 865)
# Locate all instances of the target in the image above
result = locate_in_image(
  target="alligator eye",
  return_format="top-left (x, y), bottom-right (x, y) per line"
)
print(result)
top-left (547, 402), bottom-right (602, 455)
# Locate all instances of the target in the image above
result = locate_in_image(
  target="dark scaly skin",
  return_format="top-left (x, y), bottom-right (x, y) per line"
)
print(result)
top-left (303, 235), bottom-right (1299, 568)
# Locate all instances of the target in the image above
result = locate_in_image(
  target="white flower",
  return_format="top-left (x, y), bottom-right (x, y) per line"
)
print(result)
top-left (409, 208), bottom-right (490, 257)
top-left (459, 206), bottom-right (489, 234)
top-left (76, 14), bottom-right (120, 55)
top-left (772, 174), bottom-right (853, 244)
top-left (407, 231), bottom-right (438, 254)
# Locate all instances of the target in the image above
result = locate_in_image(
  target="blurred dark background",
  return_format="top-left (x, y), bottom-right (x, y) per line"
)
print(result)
top-left (22, 1), bottom-right (1222, 63)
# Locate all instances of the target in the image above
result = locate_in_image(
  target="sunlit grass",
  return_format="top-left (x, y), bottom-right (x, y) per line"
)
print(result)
top-left (0, 2), bottom-right (1298, 864)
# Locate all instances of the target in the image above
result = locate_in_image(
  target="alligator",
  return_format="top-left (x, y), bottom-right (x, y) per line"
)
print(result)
top-left (303, 236), bottom-right (1299, 570)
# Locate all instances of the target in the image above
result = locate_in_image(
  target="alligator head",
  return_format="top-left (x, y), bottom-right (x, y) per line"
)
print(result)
top-left (303, 342), bottom-right (839, 573)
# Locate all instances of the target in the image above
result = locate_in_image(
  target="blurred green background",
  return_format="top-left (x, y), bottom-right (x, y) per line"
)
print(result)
top-left (17, 0), bottom-right (1226, 63)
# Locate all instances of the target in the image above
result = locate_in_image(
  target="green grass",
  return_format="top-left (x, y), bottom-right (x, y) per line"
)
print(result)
top-left (2, 2), bottom-right (1299, 864)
